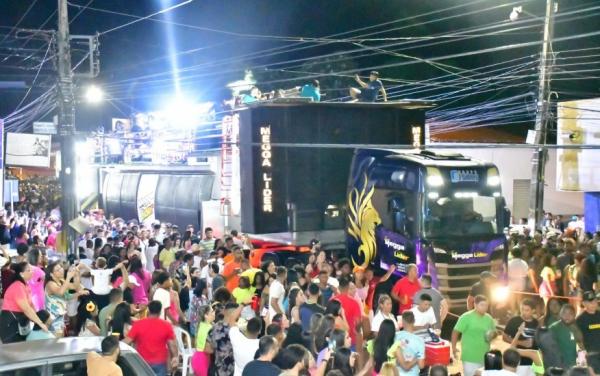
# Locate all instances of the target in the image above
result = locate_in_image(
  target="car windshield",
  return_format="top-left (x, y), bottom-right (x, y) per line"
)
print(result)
top-left (425, 195), bottom-right (499, 237)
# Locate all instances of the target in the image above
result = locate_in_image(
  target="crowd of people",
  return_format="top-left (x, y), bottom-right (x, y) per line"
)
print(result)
top-left (0, 209), bottom-right (597, 376)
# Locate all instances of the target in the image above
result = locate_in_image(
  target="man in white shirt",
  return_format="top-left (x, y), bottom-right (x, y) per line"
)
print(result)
top-left (269, 266), bottom-right (287, 321)
top-left (152, 271), bottom-right (175, 324)
top-left (409, 293), bottom-right (437, 335)
top-left (82, 258), bottom-right (127, 310)
top-left (144, 239), bottom-right (159, 273)
top-left (507, 247), bottom-right (529, 310)
top-left (482, 348), bottom-right (521, 376)
top-left (230, 317), bottom-right (261, 376)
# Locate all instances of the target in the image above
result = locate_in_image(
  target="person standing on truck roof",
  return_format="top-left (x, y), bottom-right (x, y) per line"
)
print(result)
top-left (300, 80), bottom-right (321, 102)
top-left (391, 264), bottom-right (421, 314)
top-left (223, 246), bottom-right (244, 292)
top-left (349, 71), bottom-right (387, 102)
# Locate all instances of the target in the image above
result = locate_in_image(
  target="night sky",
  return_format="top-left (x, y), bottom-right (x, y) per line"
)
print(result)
top-left (1, 0), bottom-right (599, 137)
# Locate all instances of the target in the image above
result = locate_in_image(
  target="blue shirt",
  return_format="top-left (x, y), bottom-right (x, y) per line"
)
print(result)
top-left (362, 79), bottom-right (383, 102)
top-left (300, 84), bottom-right (321, 102)
top-left (394, 331), bottom-right (425, 376)
top-left (26, 330), bottom-right (55, 341)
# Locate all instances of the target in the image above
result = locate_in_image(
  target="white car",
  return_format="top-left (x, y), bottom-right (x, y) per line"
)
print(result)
top-left (0, 336), bottom-right (154, 375)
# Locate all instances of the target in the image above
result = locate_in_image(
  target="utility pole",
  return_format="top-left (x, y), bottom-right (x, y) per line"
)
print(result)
top-left (57, 0), bottom-right (77, 254)
top-left (528, 0), bottom-right (556, 230)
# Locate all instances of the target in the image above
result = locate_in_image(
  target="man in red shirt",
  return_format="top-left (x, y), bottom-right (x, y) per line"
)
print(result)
top-left (391, 264), bottom-right (421, 314)
top-left (124, 300), bottom-right (178, 376)
top-left (333, 276), bottom-right (362, 346)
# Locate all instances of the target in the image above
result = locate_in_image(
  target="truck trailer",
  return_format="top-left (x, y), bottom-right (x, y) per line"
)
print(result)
top-left (99, 101), bottom-right (509, 308)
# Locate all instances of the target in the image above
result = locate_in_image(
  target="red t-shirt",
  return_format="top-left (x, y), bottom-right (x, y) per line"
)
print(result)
top-left (333, 293), bottom-right (362, 345)
top-left (366, 276), bottom-right (381, 310)
top-left (391, 277), bottom-right (421, 313)
top-left (127, 317), bottom-right (175, 365)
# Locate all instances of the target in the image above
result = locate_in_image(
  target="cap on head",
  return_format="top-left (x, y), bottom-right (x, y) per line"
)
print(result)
top-left (370, 71), bottom-right (379, 77)
top-left (582, 291), bottom-right (598, 302)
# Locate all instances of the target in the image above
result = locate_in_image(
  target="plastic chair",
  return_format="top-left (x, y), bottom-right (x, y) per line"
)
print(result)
top-left (174, 326), bottom-right (194, 376)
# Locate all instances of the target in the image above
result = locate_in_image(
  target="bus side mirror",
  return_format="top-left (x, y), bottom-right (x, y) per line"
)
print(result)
top-left (503, 208), bottom-right (511, 228)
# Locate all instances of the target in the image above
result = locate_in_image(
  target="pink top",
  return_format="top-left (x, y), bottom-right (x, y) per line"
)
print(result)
top-left (46, 232), bottom-right (57, 248)
top-left (169, 290), bottom-right (179, 322)
top-left (28, 266), bottom-right (46, 311)
top-left (2, 281), bottom-right (32, 312)
top-left (114, 270), bottom-right (152, 305)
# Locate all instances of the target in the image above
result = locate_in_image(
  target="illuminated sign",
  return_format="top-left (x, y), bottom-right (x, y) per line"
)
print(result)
top-left (412, 126), bottom-right (421, 148)
top-left (451, 251), bottom-right (488, 260)
top-left (450, 169), bottom-right (479, 183)
top-left (260, 126), bottom-right (273, 212)
top-left (384, 237), bottom-right (410, 261)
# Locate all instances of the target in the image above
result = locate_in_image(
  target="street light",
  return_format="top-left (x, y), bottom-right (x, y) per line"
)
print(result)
top-left (84, 85), bottom-right (104, 103)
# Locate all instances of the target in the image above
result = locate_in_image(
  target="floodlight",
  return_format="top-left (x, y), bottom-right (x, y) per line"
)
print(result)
top-left (85, 85), bottom-right (104, 104)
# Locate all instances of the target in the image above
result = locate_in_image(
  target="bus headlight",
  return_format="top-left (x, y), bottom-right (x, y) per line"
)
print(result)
top-left (487, 168), bottom-right (501, 186)
top-left (426, 167), bottom-right (444, 187)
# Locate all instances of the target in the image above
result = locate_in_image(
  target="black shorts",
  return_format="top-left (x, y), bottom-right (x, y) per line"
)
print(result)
top-left (358, 89), bottom-right (377, 102)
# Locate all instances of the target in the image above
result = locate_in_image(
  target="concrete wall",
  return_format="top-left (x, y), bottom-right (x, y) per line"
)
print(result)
top-left (435, 148), bottom-right (584, 216)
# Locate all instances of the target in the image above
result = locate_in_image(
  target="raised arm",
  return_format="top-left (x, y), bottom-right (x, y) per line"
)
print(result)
top-left (355, 74), bottom-right (369, 89)
top-left (380, 264), bottom-right (396, 283)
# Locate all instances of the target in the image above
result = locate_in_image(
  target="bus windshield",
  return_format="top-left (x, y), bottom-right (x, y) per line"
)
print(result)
top-left (424, 195), bottom-right (499, 237)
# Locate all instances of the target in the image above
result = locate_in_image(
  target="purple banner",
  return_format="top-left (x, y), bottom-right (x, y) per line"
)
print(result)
top-left (375, 226), bottom-right (417, 274)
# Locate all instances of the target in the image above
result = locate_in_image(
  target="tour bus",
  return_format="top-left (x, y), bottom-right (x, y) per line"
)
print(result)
top-left (98, 100), bottom-right (509, 308)
top-left (346, 149), bottom-right (509, 309)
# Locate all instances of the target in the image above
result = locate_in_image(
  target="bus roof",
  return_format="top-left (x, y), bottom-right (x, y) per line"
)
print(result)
top-left (358, 149), bottom-right (495, 168)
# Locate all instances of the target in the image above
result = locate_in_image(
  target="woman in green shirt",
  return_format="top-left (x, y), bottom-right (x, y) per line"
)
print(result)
top-left (232, 276), bottom-right (255, 305)
top-left (191, 305), bottom-right (215, 376)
